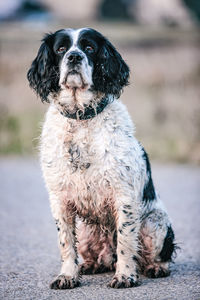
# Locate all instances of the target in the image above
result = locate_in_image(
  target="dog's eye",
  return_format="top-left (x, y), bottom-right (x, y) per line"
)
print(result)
top-left (85, 45), bottom-right (94, 53)
top-left (56, 46), bottom-right (67, 54)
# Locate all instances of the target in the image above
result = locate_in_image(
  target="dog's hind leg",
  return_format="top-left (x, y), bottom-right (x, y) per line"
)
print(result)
top-left (139, 208), bottom-right (176, 278)
top-left (77, 223), bottom-right (117, 274)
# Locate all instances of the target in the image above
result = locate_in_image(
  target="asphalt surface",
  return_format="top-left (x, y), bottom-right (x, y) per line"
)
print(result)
top-left (0, 158), bottom-right (200, 300)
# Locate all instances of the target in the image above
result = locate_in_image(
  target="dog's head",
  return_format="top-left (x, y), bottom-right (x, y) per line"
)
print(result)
top-left (27, 28), bottom-right (129, 113)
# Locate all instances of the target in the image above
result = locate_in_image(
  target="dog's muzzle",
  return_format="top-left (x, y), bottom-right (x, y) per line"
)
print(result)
top-left (60, 50), bottom-right (91, 90)
top-left (61, 51), bottom-right (85, 89)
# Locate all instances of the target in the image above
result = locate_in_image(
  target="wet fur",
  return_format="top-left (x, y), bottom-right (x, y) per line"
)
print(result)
top-left (27, 27), bottom-right (176, 289)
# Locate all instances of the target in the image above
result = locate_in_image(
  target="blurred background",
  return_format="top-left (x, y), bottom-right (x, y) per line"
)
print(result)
top-left (0, 0), bottom-right (199, 163)
top-left (1, 3), bottom-right (200, 298)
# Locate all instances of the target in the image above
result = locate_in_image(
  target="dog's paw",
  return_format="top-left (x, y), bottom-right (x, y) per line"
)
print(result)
top-left (108, 273), bottom-right (139, 288)
top-left (79, 262), bottom-right (96, 275)
top-left (79, 262), bottom-right (114, 275)
top-left (50, 274), bottom-right (80, 289)
top-left (145, 266), bottom-right (170, 278)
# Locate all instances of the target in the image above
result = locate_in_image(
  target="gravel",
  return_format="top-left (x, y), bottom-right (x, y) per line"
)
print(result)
top-left (0, 158), bottom-right (199, 300)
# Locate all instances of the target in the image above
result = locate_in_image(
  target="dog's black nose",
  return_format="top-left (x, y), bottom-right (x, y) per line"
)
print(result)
top-left (67, 51), bottom-right (83, 64)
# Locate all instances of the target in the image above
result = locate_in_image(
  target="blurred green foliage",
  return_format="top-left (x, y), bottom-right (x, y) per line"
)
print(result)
top-left (0, 110), bottom-right (42, 155)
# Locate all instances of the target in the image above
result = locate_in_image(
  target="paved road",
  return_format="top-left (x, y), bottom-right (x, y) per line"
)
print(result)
top-left (0, 158), bottom-right (199, 300)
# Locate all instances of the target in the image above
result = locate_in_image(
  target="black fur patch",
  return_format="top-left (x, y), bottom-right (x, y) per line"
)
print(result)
top-left (92, 30), bottom-right (130, 99)
top-left (122, 221), bottom-right (134, 228)
top-left (160, 226), bottom-right (175, 262)
top-left (132, 255), bottom-right (138, 262)
top-left (123, 205), bottom-right (132, 209)
top-left (142, 148), bottom-right (156, 204)
top-left (112, 253), bottom-right (117, 262)
top-left (27, 32), bottom-right (61, 102)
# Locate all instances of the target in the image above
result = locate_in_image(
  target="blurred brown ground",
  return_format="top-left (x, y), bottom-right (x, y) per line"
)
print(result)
top-left (0, 21), bottom-right (200, 163)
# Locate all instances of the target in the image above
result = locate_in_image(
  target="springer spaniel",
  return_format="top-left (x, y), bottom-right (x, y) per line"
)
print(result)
top-left (27, 28), bottom-right (176, 289)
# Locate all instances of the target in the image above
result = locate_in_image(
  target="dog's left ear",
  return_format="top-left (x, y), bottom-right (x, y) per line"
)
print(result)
top-left (93, 39), bottom-right (130, 98)
top-left (27, 33), bottom-right (59, 102)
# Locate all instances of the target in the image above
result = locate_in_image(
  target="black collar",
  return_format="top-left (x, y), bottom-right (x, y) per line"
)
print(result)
top-left (61, 96), bottom-right (110, 120)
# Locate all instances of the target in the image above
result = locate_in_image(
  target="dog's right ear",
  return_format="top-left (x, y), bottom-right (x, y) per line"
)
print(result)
top-left (27, 33), bottom-right (59, 102)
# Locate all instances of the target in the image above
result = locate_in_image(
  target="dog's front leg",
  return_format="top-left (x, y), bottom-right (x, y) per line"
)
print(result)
top-left (49, 194), bottom-right (80, 289)
top-left (109, 193), bottom-right (140, 288)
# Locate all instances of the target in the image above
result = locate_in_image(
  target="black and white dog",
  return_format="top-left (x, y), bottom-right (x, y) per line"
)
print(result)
top-left (27, 28), bottom-right (176, 289)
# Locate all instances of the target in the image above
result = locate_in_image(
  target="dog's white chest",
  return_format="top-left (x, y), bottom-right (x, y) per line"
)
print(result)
top-left (40, 103), bottom-right (145, 226)
top-left (41, 106), bottom-right (116, 219)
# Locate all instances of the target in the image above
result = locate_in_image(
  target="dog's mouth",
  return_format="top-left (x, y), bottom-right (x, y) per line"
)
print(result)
top-left (63, 70), bottom-right (88, 90)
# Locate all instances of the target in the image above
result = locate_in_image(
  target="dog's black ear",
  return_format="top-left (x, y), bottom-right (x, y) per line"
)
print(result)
top-left (93, 39), bottom-right (130, 98)
top-left (27, 33), bottom-right (59, 102)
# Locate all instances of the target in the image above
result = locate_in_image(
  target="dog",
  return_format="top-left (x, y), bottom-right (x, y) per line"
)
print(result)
top-left (27, 28), bottom-right (176, 289)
